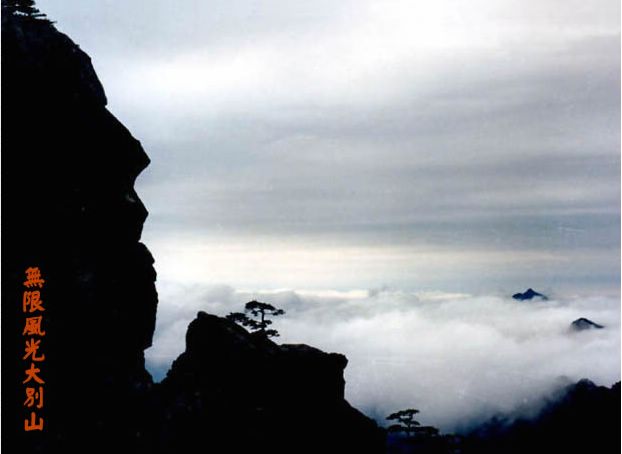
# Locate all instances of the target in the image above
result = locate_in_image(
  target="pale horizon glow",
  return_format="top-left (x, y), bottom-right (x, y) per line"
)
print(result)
top-left (37, 0), bottom-right (620, 294)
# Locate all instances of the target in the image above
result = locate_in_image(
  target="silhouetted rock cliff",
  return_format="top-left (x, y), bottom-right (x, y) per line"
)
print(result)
top-left (2, 5), bottom-right (384, 453)
top-left (156, 312), bottom-right (385, 453)
top-left (2, 5), bottom-right (157, 453)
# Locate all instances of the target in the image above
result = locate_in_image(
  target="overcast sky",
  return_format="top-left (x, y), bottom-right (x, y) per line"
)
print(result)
top-left (37, 0), bottom-right (620, 295)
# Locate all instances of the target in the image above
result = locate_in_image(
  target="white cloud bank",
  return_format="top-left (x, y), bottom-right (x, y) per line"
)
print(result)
top-left (145, 283), bottom-right (620, 432)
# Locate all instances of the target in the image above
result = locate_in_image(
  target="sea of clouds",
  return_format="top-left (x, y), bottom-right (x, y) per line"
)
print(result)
top-left (145, 282), bottom-right (620, 432)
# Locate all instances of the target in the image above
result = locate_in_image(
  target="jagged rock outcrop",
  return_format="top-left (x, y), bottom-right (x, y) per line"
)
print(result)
top-left (512, 288), bottom-right (548, 301)
top-left (2, 6), bottom-right (157, 453)
top-left (156, 312), bottom-right (386, 453)
top-left (571, 318), bottom-right (604, 331)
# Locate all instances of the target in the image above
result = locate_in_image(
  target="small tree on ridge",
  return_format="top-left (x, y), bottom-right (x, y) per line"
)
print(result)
top-left (387, 408), bottom-right (439, 439)
top-left (2, 0), bottom-right (49, 21)
top-left (227, 300), bottom-right (285, 338)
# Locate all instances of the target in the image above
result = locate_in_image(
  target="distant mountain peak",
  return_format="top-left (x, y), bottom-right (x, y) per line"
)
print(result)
top-left (512, 288), bottom-right (548, 301)
top-left (571, 318), bottom-right (604, 331)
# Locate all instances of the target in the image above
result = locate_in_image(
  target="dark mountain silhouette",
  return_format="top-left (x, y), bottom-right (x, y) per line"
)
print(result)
top-left (156, 311), bottom-right (385, 452)
top-left (2, 4), bottom-right (383, 453)
top-left (512, 288), bottom-right (548, 301)
top-left (386, 379), bottom-right (621, 454)
top-left (571, 317), bottom-right (604, 331)
top-left (462, 379), bottom-right (620, 453)
top-left (3, 4), bottom-right (157, 453)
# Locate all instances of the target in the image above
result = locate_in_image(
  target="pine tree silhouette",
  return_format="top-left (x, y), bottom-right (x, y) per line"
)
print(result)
top-left (387, 408), bottom-right (440, 439)
top-left (227, 300), bottom-right (285, 338)
top-left (2, 0), bottom-right (50, 21)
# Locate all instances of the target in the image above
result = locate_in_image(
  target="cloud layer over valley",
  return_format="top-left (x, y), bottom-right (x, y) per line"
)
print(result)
top-left (146, 283), bottom-right (620, 431)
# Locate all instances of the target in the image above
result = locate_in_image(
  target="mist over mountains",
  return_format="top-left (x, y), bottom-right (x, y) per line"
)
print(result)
top-left (146, 283), bottom-right (620, 431)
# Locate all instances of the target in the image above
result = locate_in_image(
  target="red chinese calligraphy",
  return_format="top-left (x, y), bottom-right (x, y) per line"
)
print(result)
top-left (23, 291), bottom-right (45, 313)
top-left (24, 412), bottom-right (44, 431)
top-left (24, 386), bottom-right (44, 409)
top-left (24, 267), bottom-right (45, 288)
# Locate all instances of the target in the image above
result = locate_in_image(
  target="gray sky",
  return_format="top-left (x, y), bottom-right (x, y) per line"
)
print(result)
top-left (38, 0), bottom-right (620, 295)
